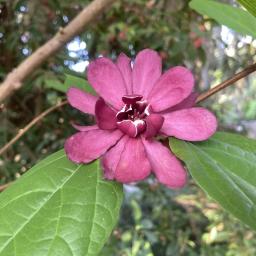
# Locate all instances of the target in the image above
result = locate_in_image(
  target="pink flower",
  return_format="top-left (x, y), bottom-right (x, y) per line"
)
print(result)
top-left (65, 49), bottom-right (217, 189)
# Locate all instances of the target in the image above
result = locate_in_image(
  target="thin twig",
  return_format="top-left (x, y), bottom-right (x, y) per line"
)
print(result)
top-left (0, 0), bottom-right (117, 102)
top-left (0, 100), bottom-right (68, 156)
top-left (196, 63), bottom-right (256, 103)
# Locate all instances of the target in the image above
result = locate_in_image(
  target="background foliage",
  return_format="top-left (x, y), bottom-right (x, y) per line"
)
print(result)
top-left (0, 0), bottom-right (256, 255)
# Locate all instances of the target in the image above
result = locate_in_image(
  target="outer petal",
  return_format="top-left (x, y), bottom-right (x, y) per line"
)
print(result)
top-left (67, 87), bottom-right (98, 115)
top-left (65, 129), bottom-right (123, 163)
top-left (95, 98), bottom-right (117, 130)
top-left (72, 124), bottom-right (99, 131)
top-left (161, 92), bottom-right (199, 114)
top-left (132, 49), bottom-right (162, 97)
top-left (116, 53), bottom-right (133, 94)
top-left (142, 138), bottom-right (187, 189)
top-left (148, 66), bottom-right (194, 112)
top-left (87, 57), bottom-right (127, 109)
top-left (161, 107), bottom-right (217, 141)
top-left (102, 136), bottom-right (151, 183)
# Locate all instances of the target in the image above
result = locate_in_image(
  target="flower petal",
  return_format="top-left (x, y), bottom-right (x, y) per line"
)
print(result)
top-left (65, 129), bottom-right (123, 163)
top-left (161, 92), bottom-right (199, 113)
top-left (116, 53), bottom-right (133, 94)
top-left (87, 57), bottom-right (127, 109)
top-left (145, 114), bottom-right (164, 139)
top-left (117, 120), bottom-right (146, 138)
top-left (72, 124), bottom-right (99, 131)
top-left (101, 136), bottom-right (129, 180)
top-left (102, 136), bottom-right (151, 183)
top-left (95, 98), bottom-right (117, 130)
top-left (142, 138), bottom-right (187, 189)
top-left (161, 107), bottom-right (217, 141)
top-left (132, 49), bottom-right (162, 97)
top-left (148, 66), bottom-right (194, 112)
top-left (67, 87), bottom-right (98, 115)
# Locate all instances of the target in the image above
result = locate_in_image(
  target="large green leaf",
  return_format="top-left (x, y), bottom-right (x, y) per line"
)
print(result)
top-left (237, 0), bottom-right (256, 17)
top-left (170, 132), bottom-right (256, 230)
top-left (0, 150), bottom-right (123, 256)
top-left (189, 0), bottom-right (256, 38)
top-left (45, 74), bottom-right (96, 94)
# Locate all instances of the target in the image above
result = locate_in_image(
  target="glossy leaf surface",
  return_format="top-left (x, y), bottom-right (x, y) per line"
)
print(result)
top-left (190, 0), bottom-right (256, 38)
top-left (0, 150), bottom-right (123, 256)
top-left (170, 132), bottom-right (256, 230)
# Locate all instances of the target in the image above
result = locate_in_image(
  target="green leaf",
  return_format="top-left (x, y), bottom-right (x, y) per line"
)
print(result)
top-left (189, 0), bottom-right (256, 38)
top-left (64, 74), bottom-right (96, 95)
top-left (0, 150), bottom-right (123, 256)
top-left (170, 132), bottom-right (256, 230)
top-left (45, 74), bottom-right (96, 95)
top-left (237, 0), bottom-right (256, 17)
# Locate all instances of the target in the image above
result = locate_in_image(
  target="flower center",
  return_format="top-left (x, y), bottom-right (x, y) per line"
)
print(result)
top-left (116, 95), bottom-right (150, 137)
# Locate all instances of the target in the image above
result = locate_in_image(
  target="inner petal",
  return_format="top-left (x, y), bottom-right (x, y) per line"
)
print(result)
top-left (122, 94), bottom-right (143, 104)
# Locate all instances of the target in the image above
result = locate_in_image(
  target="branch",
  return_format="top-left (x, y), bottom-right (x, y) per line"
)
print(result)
top-left (196, 63), bottom-right (256, 103)
top-left (0, 100), bottom-right (68, 156)
top-left (0, 0), bottom-right (117, 102)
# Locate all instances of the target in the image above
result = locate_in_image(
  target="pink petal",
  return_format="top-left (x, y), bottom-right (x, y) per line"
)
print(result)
top-left (142, 138), bottom-right (187, 189)
top-left (67, 87), bottom-right (98, 115)
top-left (161, 107), bottom-right (217, 141)
top-left (87, 57), bottom-right (127, 109)
top-left (101, 136), bottom-right (129, 180)
top-left (102, 136), bottom-right (151, 183)
top-left (95, 98), bottom-right (117, 130)
top-left (72, 124), bottom-right (99, 131)
top-left (132, 49), bottom-right (162, 97)
top-left (145, 114), bottom-right (164, 139)
top-left (65, 129), bottom-right (123, 163)
top-left (148, 66), bottom-right (194, 112)
top-left (162, 92), bottom-right (199, 113)
top-left (116, 53), bottom-right (133, 94)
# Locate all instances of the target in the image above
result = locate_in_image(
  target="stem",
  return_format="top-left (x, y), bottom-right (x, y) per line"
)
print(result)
top-left (196, 63), bottom-right (256, 103)
top-left (0, 100), bottom-right (68, 156)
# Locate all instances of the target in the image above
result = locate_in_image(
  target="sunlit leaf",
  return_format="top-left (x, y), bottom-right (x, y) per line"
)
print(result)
top-left (45, 74), bottom-right (96, 95)
top-left (237, 0), bottom-right (256, 17)
top-left (170, 132), bottom-right (256, 230)
top-left (64, 74), bottom-right (96, 95)
top-left (190, 0), bottom-right (256, 38)
top-left (0, 150), bottom-right (123, 256)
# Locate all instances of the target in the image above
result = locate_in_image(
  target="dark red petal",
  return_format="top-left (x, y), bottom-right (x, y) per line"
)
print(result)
top-left (145, 114), bottom-right (164, 138)
top-left (95, 98), bottom-right (117, 130)
top-left (122, 94), bottom-right (143, 104)
top-left (117, 120), bottom-right (137, 137)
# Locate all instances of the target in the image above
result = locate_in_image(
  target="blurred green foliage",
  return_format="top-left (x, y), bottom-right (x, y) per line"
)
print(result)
top-left (0, 0), bottom-right (256, 255)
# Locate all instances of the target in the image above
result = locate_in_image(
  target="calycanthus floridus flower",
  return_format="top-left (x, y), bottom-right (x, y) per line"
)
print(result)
top-left (65, 49), bottom-right (217, 189)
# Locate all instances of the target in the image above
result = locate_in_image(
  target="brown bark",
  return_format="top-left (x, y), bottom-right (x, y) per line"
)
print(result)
top-left (0, 0), bottom-right (117, 102)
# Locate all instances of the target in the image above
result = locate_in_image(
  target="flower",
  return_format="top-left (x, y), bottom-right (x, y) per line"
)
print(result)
top-left (64, 49), bottom-right (217, 189)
